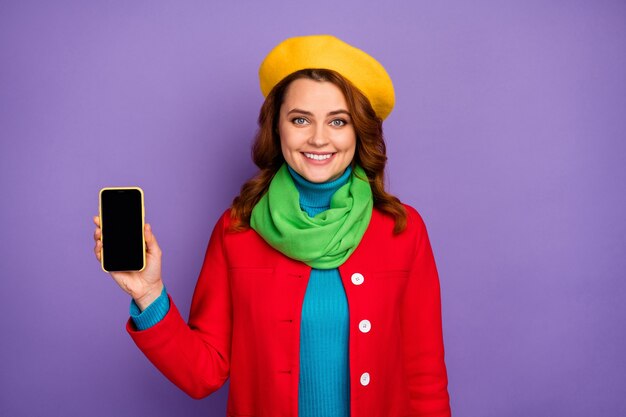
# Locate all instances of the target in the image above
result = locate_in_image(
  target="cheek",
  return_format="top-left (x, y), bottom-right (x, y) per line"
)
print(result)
top-left (279, 134), bottom-right (296, 155)
top-left (279, 133), bottom-right (301, 162)
top-left (340, 132), bottom-right (357, 154)
top-left (279, 139), bottom-right (291, 161)
top-left (346, 139), bottom-right (357, 162)
top-left (347, 146), bottom-right (357, 162)
top-left (280, 126), bottom-right (308, 151)
top-left (277, 122), bottom-right (290, 150)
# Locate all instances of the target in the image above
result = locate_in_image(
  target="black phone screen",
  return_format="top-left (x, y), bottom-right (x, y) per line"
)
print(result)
top-left (100, 188), bottom-right (144, 272)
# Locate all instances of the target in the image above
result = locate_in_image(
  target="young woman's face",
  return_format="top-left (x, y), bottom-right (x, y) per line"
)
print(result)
top-left (278, 78), bottom-right (357, 183)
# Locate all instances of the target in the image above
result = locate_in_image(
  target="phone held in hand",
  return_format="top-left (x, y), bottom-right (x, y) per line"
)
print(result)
top-left (99, 187), bottom-right (146, 272)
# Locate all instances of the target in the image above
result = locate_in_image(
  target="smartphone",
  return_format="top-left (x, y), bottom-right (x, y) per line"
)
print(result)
top-left (98, 187), bottom-right (146, 272)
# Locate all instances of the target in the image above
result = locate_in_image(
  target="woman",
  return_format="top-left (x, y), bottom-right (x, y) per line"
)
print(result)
top-left (92, 34), bottom-right (451, 417)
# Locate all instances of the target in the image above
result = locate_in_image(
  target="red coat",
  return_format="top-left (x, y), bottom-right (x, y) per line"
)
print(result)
top-left (126, 204), bottom-right (451, 417)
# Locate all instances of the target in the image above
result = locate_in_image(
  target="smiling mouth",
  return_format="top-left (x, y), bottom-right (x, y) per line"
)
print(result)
top-left (302, 152), bottom-right (334, 161)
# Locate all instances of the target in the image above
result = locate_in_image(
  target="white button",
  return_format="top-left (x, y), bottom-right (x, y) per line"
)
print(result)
top-left (351, 273), bottom-right (364, 285)
top-left (360, 372), bottom-right (370, 386)
top-left (359, 319), bottom-right (371, 333)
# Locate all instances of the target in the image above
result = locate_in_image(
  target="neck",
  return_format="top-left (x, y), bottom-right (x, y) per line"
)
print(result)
top-left (287, 164), bottom-right (353, 216)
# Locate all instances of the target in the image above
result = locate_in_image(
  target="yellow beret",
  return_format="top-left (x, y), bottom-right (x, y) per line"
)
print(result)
top-left (258, 34), bottom-right (395, 121)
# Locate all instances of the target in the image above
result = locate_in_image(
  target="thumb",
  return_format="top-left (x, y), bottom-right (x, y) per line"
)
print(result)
top-left (145, 224), bottom-right (161, 254)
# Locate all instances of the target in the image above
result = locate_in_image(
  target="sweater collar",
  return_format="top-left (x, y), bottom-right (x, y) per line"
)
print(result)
top-left (286, 164), bottom-right (353, 210)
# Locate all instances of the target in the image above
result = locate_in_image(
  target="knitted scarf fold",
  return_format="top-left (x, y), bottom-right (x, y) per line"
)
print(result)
top-left (250, 163), bottom-right (373, 269)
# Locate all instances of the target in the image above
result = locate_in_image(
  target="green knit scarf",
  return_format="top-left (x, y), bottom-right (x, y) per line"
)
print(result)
top-left (250, 162), bottom-right (373, 269)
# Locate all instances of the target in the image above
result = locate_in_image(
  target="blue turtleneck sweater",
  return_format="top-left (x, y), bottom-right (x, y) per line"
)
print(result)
top-left (130, 165), bottom-right (352, 417)
top-left (287, 164), bottom-right (351, 417)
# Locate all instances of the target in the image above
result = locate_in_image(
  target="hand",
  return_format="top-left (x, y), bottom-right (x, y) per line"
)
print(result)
top-left (93, 215), bottom-right (164, 310)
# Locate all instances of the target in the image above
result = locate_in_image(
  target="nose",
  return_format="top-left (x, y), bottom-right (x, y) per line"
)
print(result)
top-left (307, 123), bottom-right (329, 147)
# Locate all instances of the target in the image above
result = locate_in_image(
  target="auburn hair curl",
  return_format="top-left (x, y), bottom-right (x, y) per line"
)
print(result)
top-left (229, 68), bottom-right (407, 234)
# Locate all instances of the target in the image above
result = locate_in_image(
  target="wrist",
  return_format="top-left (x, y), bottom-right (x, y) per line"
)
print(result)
top-left (134, 281), bottom-right (164, 311)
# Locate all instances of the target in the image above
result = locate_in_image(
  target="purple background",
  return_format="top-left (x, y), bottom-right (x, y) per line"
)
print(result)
top-left (1, 1), bottom-right (625, 416)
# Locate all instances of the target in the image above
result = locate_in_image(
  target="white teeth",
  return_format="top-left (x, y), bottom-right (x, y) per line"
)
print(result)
top-left (304, 152), bottom-right (332, 161)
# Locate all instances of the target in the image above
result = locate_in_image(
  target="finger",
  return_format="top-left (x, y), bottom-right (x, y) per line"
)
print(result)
top-left (144, 223), bottom-right (153, 243)
top-left (94, 241), bottom-right (102, 260)
top-left (94, 228), bottom-right (101, 241)
top-left (145, 224), bottom-right (161, 255)
top-left (93, 215), bottom-right (100, 226)
top-left (144, 223), bottom-right (151, 242)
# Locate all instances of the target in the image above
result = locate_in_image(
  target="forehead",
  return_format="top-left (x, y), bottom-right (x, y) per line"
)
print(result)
top-left (282, 78), bottom-right (348, 109)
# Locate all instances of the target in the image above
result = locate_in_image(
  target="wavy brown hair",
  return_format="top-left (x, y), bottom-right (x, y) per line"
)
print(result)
top-left (230, 68), bottom-right (407, 234)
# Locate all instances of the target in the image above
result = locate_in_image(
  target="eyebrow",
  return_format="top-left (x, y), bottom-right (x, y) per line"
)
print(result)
top-left (286, 108), bottom-right (351, 117)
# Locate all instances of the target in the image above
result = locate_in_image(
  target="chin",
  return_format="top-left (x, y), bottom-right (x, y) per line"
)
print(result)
top-left (305, 170), bottom-right (341, 183)
top-left (289, 158), bottom-right (346, 183)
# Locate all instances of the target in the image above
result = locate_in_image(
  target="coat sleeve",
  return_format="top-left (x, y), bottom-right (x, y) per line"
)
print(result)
top-left (401, 206), bottom-right (451, 416)
top-left (125, 210), bottom-right (232, 399)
